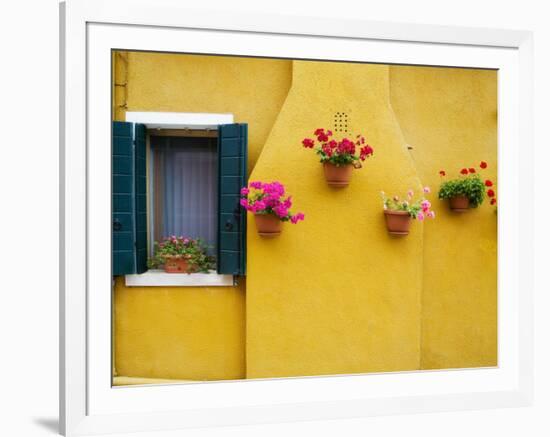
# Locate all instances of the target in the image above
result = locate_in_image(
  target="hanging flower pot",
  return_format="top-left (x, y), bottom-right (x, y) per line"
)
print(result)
top-left (383, 210), bottom-right (412, 235)
top-left (323, 162), bottom-right (353, 187)
top-left (448, 195), bottom-right (470, 212)
top-left (437, 163), bottom-right (497, 212)
top-left (302, 128), bottom-right (374, 188)
top-left (254, 213), bottom-right (283, 238)
top-left (240, 181), bottom-right (305, 238)
top-left (381, 188), bottom-right (436, 236)
top-left (163, 255), bottom-right (193, 273)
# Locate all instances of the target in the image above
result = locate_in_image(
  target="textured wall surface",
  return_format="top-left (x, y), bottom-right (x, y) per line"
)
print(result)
top-left (121, 51), bottom-right (292, 171)
top-left (246, 61), bottom-right (424, 378)
top-left (389, 66), bottom-right (498, 369)
top-left (112, 52), bottom-right (497, 382)
top-left (112, 51), bottom-right (291, 381)
top-left (114, 277), bottom-right (246, 380)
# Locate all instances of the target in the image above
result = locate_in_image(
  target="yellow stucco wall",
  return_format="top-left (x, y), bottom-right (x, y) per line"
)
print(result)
top-left (112, 52), bottom-right (292, 381)
top-left (246, 61), bottom-right (424, 378)
top-left (119, 51), bottom-right (292, 171)
top-left (114, 277), bottom-right (246, 380)
top-left (389, 66), bottom-right (498, 369)
top-left (112, 52), bottom-right (497, 382)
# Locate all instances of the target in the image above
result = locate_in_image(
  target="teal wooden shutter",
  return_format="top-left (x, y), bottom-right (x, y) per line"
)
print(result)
top-left (217, 124), bottom-right (247, 275)
top-left (112, 121), bottom-right (148, 276)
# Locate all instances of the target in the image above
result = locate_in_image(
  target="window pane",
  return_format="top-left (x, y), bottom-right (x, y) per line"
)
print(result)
top-left (151, 136), bottom-right (218, 255)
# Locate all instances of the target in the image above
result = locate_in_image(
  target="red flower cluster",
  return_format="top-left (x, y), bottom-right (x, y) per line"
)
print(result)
top-left (302, 128), bottom-right (374, 167)
top-left (360, 145), bottom-right (374, 161)
top-left (314, 128), bottom-right (332, 142)
top-left (442, 161), bottom-right (491, 178)
top-left (440, 161), bottom-right (496, 206)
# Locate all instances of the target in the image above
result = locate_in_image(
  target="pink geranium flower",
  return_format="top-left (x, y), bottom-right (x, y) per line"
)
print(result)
top-left (240, 181), bottom-right (304, 225)
top-left (290, 213), bottom-right (305, 224)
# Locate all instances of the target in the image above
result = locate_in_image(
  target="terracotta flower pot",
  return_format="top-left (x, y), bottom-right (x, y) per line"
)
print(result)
top-left (384, 210), bottom-right (412, 236)
top-left (449, 195), bottom-right (470, 212)
top-left (254, 213), bottom-right (282, 238)
top-left (323, 162), bottom-right (353, 187)
top-left (163, 256), bottom-right (193, 273)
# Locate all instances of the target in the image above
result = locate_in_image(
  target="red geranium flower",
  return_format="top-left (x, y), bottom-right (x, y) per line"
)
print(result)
top-left (490, 198), bottom-right (496, 205)
top-left (485, 180), bottom-right (493, 187)
top-left (460, 168), bottom-right (468, 175)
top-left (480, 161), bottom-right (488, 169)
top-left (322, 145), bottom-right (333, 157)
top-left (487, 189), bottom-right (495, 198)
top-left (302, 138), bottom-right (315, 148)
top-left (314, 128), bottom-right (325, 136)
top-left (439, 170), bottom-right (446, 176)
top-left (468, 168), bottom-right (476, 173)
top-left (359, 145), bottom-right (374, 161)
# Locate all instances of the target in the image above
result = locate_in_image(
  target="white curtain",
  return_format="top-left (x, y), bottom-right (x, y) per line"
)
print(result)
top-left (151, 136), bottom-right (218, 253)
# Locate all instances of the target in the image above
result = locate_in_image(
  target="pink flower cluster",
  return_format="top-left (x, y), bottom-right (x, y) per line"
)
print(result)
top-left (417, 199), bottom-right (435, 221)
top-left (240, 181), bottom-right (305, 224)
top-left (302, 128), bottom-right (374, 165)
top-left (406, 188), bottom-right (435, 221)
top-left (159, 235), bottom-right (194, 248)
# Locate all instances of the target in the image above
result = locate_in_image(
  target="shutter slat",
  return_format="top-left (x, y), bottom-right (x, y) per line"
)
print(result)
top-left (217, 124), bottom-right (247, 275)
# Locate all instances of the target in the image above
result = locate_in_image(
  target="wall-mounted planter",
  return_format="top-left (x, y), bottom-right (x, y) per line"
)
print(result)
top-left (323, 162), bottom-right (353, 187)
top-left (384, 210), bottom-right (412, 236)
top-left (163, 256), bottom-right (194, 273)
top-left (254, 213), bottom-right (282, 238)
top-left (449, 195), bottom-right (470, 212)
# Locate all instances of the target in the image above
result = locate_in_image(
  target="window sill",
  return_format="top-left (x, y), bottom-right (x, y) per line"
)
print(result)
top-left (124, 270), bottom-right (234, 287)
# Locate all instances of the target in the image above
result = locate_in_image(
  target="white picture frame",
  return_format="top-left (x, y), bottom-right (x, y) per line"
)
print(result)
top-left (60, 0), bottom-right (534, 435)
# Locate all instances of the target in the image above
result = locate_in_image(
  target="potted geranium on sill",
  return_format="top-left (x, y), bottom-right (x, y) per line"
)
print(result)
top-left (382, 187), bottom-right (436, 235)
top-left (240, 181), bottom-right (304, 237)
top-left (438, 162), bottom-right (496, 212)
top-left (148, 236), bottom-right (215, 273)
top-left (302, 128), bottom-right (374, 187)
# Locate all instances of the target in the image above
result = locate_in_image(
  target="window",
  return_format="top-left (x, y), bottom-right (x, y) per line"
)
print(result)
top-left (150, 134), bottom-right (218, 257)
top-left (112, 118), bottom-right (247, 279)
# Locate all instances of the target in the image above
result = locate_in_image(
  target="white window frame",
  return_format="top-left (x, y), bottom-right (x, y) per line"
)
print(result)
top-left (125, 111), bottom-right (234, 287)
